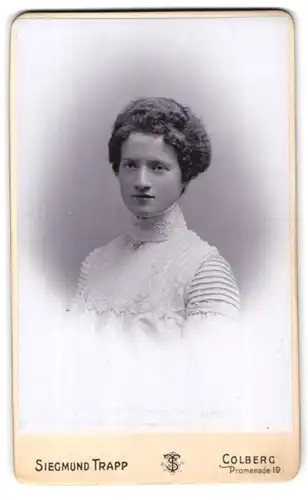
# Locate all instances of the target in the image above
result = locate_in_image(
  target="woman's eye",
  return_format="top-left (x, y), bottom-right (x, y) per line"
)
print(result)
top-left (150, 163), bottom-right (167, 171)
top-left (123, 161), bottom-right (137, 169)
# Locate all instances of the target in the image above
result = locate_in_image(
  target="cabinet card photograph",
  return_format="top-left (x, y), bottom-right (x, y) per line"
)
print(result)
top-left (10, 9), bottom-right (299, 484)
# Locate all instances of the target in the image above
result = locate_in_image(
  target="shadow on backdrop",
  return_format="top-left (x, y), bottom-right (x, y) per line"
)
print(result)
top-left (35, 46), bottom-right (269, 306)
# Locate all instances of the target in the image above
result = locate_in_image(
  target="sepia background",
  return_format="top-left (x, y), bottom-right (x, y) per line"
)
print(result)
top-left (12, 14), bottom-right (294, 431)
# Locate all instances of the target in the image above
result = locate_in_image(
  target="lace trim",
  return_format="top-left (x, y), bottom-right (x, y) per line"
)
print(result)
top-left (127, 203), bottom-right (187, 243)
top-left (73, 293), bottom-right (232, 324)
top-left (75, 293), bottom-right (187, 319)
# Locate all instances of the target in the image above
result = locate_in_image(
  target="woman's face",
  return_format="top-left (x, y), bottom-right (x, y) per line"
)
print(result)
top-left (118, 132), bottom-right (183, 218)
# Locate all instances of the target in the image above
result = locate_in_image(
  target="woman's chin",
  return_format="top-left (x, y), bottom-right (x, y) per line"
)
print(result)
top-left (124, 197), bottom-right (182, 218)
top-left (124, 201), bottom-right (156, 218)
top-left (129, 207), bottom-right (154, 218)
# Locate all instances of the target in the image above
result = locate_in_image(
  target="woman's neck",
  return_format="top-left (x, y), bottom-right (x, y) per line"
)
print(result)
top-left (127, 203), bottom-right (186, 243)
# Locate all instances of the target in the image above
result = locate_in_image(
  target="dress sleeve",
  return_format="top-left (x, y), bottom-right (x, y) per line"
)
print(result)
top-left (183, 252), bottom-right (245, 428)
top-left (186, 252), bottom-right (240, 320)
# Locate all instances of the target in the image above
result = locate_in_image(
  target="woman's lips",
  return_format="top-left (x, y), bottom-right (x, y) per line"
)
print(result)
top-left (132, 194), bottom-right (155, 199)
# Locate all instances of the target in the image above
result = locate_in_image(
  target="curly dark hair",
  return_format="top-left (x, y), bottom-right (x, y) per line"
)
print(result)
top-left (108, 97), bottom-right (211, 185)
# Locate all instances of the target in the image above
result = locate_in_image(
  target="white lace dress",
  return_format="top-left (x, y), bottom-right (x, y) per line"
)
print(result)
top-left (20, 205), bottom-right (245, 431)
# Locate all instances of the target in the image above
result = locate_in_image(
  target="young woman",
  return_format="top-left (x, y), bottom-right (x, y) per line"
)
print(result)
top-left (66, 97), bottom-right (243, 429)
top-left (75, 97), bottom-right (240, 323)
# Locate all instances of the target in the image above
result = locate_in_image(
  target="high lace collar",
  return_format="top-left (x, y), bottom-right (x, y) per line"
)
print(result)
top-left (126, 204), bottom-right (187, 243)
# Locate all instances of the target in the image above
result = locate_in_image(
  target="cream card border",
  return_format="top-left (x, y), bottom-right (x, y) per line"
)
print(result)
top-left (10, 9), bottom-right (299, 485)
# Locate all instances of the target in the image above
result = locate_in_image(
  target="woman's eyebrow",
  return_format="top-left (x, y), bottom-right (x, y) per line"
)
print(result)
top-left (121, 156), bottom-right (171, 164)
top-left (148, 159), bottom-right (171, 165)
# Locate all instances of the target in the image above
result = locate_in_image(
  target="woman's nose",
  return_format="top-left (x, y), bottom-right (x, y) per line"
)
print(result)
top-left (134, 166), bottom-right (151, 192)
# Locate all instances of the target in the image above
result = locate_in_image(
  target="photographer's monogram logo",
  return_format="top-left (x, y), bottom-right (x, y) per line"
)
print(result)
top-left (161, 451), bottom-right (183, 474)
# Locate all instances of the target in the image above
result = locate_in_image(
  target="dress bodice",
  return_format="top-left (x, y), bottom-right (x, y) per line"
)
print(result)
top-left (74, 204), bottom-right (240, 329)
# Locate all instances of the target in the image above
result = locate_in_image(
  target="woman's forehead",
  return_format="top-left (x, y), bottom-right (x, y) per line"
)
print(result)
top-left (121, 132), bottom-right (177, 162)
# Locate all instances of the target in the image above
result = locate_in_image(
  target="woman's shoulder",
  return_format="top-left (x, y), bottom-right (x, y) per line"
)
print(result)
top-left (79, 236), bottom-right (123, 279)
top-left (186, 230), bottom-right (234, 270)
